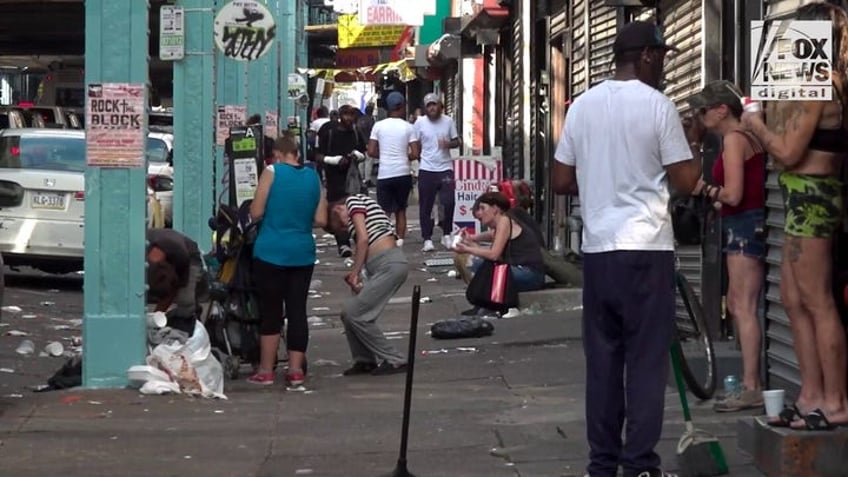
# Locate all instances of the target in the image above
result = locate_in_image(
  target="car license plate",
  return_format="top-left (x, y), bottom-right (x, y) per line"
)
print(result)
top-left (32, 191), bottom-right (66, 210)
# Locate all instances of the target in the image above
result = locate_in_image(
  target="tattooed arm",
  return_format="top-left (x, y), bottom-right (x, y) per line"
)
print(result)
top-left (741, 101), bottom-right (825, 168)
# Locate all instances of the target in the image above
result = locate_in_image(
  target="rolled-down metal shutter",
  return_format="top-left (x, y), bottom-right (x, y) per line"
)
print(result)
top-left (565, 0), bottom-right (587, 252)
top-left (762, 0), bottom-right (803, 394)
top-left (570, 0), bottom-right (587, 97)
top-left (660, 0), bottom-right (703, 323)
top-left (588, 3), bottom-right (616, 87)
top-left (507, 11), bottom-right (523, 179)
top-left (444, 72), bottom-right (457, 119)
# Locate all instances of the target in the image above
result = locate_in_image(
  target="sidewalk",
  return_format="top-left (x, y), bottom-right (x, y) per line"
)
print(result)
top-left (0, 224), bottom-right (762, 476)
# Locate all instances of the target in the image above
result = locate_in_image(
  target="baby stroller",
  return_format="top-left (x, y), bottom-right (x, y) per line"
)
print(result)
top-left (204, 200), bottom-right (262, 379)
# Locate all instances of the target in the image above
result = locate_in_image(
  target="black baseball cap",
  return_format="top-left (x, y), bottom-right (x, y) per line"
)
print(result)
top-left (613, 21), bottom-right (679, 55)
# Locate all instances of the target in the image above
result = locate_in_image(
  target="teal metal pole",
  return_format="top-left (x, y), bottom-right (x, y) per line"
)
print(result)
top-left (246, 1), bottom-right (273, 119)
top-left (83, 0), bottom-right (149, 388)
top-left (296, 0), bottom-right (309, 133)
top-left (279, 0), bottom-right (296, 125)
top-left (214, 14), bottom-right (247, 204)
top-left (173, 0), bottom-right (216, 249)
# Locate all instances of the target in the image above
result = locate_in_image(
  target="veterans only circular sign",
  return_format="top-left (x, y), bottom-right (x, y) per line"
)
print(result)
top-left (213, 0), bottom-right (276, 62)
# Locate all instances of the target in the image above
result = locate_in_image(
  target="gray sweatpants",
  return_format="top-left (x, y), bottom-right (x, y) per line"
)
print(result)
top-left (341, 247), bottom-right (408, 366)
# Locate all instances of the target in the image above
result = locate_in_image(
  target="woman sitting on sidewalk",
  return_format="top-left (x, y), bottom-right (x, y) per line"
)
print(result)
top-left (327, 193), bottom-right (408, 376)
top-left (687, 80), bottom-right (767, 413)
top-left (453, 192), bottom-right (545, 314)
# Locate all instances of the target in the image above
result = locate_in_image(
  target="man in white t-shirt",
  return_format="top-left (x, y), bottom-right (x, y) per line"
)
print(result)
top-left (552, 21), bottom-right (702, 477)
top-left (414, 93), bottom-right (461, 252)
top-left (367, 92), bottom-right (421, 246)
top-left (307, 106), bottom-right (331, 175)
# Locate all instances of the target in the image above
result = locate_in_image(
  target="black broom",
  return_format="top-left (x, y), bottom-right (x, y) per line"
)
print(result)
top-left (671, 340), bottom-right (729, 477)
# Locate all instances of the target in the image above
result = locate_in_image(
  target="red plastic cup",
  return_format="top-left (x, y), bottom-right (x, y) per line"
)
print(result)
top-left (742, 96), bottom-right (762, 113)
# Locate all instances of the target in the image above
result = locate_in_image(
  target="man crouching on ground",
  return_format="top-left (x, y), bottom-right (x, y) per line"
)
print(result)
top-left (328, 193), bottom-right (408, 376)
top-left (146, 228), bottom-right (209, 332)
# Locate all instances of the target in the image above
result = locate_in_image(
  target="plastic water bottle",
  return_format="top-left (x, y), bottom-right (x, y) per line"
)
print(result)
top-left (723, 374), bottom-right (739, 395)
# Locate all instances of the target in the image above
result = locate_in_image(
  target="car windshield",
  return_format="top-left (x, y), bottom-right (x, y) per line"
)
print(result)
top-left (0, 135), bottom-right (86, 173)
top-left (146, 137), bottom-right (169, 164)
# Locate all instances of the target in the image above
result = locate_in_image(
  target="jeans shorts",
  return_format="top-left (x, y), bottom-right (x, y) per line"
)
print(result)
top-left (722, 208), bottom-right (766, 260)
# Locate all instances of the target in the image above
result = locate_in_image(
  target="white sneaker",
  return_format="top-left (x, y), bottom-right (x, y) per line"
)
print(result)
top-left (396, 238), bottom-right (404, 247)
top-left (441, 235), bottom-right (453, 250)
top-left (422, 240), bottom-right (435, 252)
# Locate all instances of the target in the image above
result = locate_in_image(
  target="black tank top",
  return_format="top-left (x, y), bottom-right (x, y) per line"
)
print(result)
top-left (502, 219), bottom-right (544, 272)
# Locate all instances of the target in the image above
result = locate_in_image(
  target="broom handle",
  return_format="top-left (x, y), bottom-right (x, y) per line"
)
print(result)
top-left (670, 340), bottom-right (693, 423)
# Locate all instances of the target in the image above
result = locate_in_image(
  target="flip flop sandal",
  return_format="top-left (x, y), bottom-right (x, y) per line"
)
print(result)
top-left (797, 408), bottom-right (848, 431)
top-left (768, 403), bottom-right (803, 428)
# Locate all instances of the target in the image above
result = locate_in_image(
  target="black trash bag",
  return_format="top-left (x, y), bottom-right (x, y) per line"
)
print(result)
top-left (34, 356), bottom-right (82, 392)
top-left (430, 317), bottom-right (494, 340)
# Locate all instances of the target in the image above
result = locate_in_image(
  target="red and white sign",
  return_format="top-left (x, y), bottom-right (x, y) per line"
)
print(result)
top-left (86, 82), bottom-right (146, 168)
top-left (264, 110), bottom-right (279, 139)
top-left (358, 0), bottom-right (424, 26)
top-left (452, 156), bottom-right (503, 234)
top-left (216, 104), bottom-right (247, 146)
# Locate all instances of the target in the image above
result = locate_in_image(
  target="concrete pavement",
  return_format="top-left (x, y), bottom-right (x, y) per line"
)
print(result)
top-left (0, 223), bottom-right (763, 476)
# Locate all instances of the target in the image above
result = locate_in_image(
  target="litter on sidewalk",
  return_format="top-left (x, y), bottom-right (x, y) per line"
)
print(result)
top-left (134, 318), bottom-right (227, 400)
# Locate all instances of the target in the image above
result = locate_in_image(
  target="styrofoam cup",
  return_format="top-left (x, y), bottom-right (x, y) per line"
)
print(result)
top-left (44, 341), bottom-right (64, 357)
top-left (146, 311), bottom-right (167, 329)
top-left (763, 389), bottom-right (785, 418)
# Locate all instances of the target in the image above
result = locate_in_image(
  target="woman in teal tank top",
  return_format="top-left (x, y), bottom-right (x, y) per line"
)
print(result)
top-left (248, 134), bottom-right (327, 387)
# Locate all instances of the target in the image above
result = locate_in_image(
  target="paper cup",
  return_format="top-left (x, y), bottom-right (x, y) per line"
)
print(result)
top-left (762, 389), bottom-right (785, 418)
top-left (146, 311), bottom-right (167, 329)
top-left (44, 341), bottom-right (64, 357)
top-left (15, 339), bottom-right (35, 356)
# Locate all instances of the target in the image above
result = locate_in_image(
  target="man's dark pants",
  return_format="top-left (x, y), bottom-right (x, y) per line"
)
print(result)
top-left (417, 170), bottom-right (455, 240)
top-left (582, 250), bottom-right (674, 477)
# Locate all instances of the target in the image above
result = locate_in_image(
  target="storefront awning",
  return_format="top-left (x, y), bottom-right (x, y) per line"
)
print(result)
top-left (459, 0), bottom-right (510, 37)
top-left (297, 58), bottom-right (417, 83)
top-left (426, 34), bottom-right (460, 66)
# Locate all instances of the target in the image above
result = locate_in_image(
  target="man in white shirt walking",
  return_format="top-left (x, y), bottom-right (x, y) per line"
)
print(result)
top-left (414, 93), bottom-right (461, 252)
top-left (367, 92), bottom-right (421, 245)
top-left (552, 21), bottom-right (702, 477)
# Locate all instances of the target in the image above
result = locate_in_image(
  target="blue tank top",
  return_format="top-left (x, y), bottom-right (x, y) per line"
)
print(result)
top-left (253, 163), bottom-right (320, 267)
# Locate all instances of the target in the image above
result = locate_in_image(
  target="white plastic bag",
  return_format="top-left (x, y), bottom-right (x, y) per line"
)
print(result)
top-left (147, 320), bottom-right (227, 399)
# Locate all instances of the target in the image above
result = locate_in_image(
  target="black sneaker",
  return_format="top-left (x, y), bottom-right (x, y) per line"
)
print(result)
top-left (371, 362), bottom-right (407, 376)
top-left (461, 306), bottom-right (481, 316)
top-left (339, 245), bottom-right (353, 258)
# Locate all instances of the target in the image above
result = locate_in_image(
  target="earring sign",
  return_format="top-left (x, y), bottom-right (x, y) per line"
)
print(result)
top-left (750, 20), bottom-right (832, 101)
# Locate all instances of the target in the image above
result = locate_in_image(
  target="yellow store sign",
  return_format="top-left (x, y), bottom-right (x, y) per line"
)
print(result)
top-left (337, 14), bottom-right (405, 49)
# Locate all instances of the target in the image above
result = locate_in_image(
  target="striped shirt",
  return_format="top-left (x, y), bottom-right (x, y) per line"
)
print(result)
top-left (346, 194), bottom-right (396, 245)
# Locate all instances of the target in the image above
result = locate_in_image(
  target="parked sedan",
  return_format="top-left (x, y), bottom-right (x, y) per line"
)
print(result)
top-left (0, 128), bottom-right (162, 274)
top-left (146, 132), bottom-right (173, 226)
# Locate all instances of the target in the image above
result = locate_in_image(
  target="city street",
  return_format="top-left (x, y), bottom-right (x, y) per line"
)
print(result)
top-left (0, 219), bottom-right (762, 476)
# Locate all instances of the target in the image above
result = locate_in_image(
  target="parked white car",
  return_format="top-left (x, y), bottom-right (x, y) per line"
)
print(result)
top-left (0, 128), bottom-right (165, 274)
top-left (146, 131), bottom-right (173, 227)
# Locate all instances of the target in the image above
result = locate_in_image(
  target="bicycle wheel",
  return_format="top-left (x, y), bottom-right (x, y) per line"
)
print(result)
top-left (674, 272), bottom-right (717, 400)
